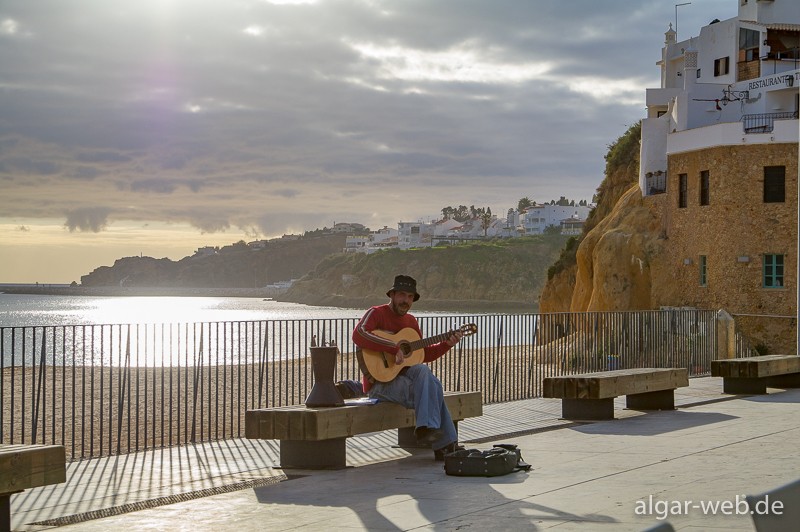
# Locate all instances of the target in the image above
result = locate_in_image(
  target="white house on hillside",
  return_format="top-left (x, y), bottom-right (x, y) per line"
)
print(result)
top-left (344, 226), bottom-right (399, 253)
top-left (521, 204), bottom-right (592, 234)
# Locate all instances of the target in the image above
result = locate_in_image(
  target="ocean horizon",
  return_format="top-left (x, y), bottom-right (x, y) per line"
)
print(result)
top-left (0, 293), bottom-right (500, 368)
top-left (0, 293), bottom-right (482, 328)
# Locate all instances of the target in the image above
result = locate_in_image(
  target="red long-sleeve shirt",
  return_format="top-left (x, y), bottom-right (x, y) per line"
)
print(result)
top-left (352, 304), bottom-right (452, 392)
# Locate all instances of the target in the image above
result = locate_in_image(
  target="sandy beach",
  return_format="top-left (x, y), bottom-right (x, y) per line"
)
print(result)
top-left (2, 346), bottom-right (556, 460)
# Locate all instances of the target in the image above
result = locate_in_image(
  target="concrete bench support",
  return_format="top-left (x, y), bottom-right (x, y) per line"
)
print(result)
top-left (543, 368), bottom-right (689, 421)
top-left (711, 354), bottom-right (800, 394)
top-left (246, 390), bottom-right (482, 469)
top-left (280, 438), bottom-right (347, 470)
top-left (561, 398), bottom-right (614, 420)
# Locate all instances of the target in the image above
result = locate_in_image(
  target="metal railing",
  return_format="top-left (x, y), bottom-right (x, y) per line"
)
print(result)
top-left (2, 309), bottom-right (717, 460)
top-left (741, 111), bottom-right (798, 133)
top-left (645, 172), bottom-right (667, 195)
top-left (731, 313), bottom-right (797, 358)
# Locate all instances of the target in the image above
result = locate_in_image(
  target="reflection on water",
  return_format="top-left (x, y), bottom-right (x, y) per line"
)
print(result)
top-left (0, 294), bottom-right (364, 326)
top-left (0, 294), bottom-right (470, 327)
top-left (0, 294), bottom-right (487, 367)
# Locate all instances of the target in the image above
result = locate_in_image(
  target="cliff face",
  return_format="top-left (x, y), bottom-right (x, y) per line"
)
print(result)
top-left (539, 122), bottom-right (667, 312)
top-left (571, 184), bottom-right (665, 311)
top-left (538, 263), bottom-right (575, 313)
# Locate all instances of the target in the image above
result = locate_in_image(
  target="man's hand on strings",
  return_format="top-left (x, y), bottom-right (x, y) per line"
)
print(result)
top-left (394, 346), bottom-right (405, 365)
top-left (445, 330), bottom-right (463, 347)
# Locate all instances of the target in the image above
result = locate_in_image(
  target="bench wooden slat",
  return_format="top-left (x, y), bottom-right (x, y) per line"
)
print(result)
top-left (542, 368), bottom-right (688, 421)
top-left (711, 355), bottom-right (800, 394)
top-left (0, 444), bottom-right (66, 494)
top-left (246, 391), bottom-right (482, 442)
top-left (711, 355), bottom-right (800, 379)
top-left (543, 368), bottom-right (689, 400)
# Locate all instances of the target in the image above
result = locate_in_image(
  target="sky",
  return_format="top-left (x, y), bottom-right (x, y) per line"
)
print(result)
top-left (0, 0), bottom-right (738, 284)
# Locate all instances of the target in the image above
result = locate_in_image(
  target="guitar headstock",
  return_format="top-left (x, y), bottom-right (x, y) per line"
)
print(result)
top-left (457, 323), bottom-right (478, 337)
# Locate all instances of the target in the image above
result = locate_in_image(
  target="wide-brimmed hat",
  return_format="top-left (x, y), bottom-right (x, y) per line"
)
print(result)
top-left (386, 274), bottom-right (420, 301)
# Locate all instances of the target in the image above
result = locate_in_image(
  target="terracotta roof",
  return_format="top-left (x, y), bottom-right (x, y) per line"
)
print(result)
top-left (740, 20), bottom-right (800, 32)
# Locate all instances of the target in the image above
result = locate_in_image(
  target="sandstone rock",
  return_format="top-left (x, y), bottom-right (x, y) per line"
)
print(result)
top-left (569, 184), bottom-right (665, 312)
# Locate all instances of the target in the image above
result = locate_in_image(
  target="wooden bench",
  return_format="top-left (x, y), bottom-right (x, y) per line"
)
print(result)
top-left (1, 444), bottom-right (66, 532)
top-left (245, 390), bottom-right (482, 469)
top-left (711, 354), bottom-right (800, 394)
top-left (543, 368), bottom-right (689, 421)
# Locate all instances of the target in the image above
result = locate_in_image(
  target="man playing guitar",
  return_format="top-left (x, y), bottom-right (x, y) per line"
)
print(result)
top-left (352, 275), bottom-right (464, 460)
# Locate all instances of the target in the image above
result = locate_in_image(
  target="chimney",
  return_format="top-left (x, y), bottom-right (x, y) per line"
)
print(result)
top-left (683, 45), bottom-right (698, 90)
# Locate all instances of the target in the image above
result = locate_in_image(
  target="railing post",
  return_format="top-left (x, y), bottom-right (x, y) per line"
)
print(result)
top-left (715, 309), bottom-right (736, 359)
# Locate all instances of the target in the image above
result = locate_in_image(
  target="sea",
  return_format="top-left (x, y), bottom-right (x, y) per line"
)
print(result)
top-left (0, 293), bottom-right (475, 327)
top-left (0, 293), bottom-right (495, 367)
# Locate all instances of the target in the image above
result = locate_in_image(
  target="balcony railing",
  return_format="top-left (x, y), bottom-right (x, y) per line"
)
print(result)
top-left (2, 310), bottom-right (719, 460)
top-left (741, 111), bottom-right (798, 133)
top-left (645, 171), bottom-right (667, 195)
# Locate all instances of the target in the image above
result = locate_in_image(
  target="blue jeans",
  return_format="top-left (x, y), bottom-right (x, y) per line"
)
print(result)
top-left (368, 364), bottom-right (457, 450)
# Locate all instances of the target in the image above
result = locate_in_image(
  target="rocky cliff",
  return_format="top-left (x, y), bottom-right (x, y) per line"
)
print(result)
top-left (570, 184), bottom-right (666, 310)
top-left (539, 122), bottom-right (668, 312)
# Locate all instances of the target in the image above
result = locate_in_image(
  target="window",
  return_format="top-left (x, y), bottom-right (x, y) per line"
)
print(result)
top-left (678, 174), bottom-right (687, 208)
top-left (740, 28), bottom-right (760, 62)
top-left (763, 254), bottom-right (784, 288)
top-left (763, 166), bottom-right (785, 203)
top-left (699, 255), bottom-right (707, 286)
top-left (714, 57), bottom-right (729, 76)
top-left (699, 170), bottom-right (710, 206)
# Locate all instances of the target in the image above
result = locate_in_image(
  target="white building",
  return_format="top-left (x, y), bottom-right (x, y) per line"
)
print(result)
top-left (344, 226), bottom-right (399, 254)
top-left (640, 0), bottom-right (799, 196)
top-left (398, 221), bottom-right (433, 248)
top-left (560, 215), bottom-right (585, 236)
top-left (332, 222), bottom-right (366, 233)
top-left (343, 235), bottom-right (371, 252)
top-left (637, 0), bottom-right (798, 352)
top-left (521, 204), bottom-right (592, 235)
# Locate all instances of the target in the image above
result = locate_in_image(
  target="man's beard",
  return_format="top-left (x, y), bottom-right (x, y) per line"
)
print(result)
top-left (391, 301), bottom-right (410, 315)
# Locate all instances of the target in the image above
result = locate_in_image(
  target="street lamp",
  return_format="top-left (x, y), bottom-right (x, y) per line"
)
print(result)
top-left (675, 2), bottom-right (691, 41)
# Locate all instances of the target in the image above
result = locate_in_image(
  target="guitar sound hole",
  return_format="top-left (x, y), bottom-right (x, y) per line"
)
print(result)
top-left (399, 342), bottom-right (411, 356)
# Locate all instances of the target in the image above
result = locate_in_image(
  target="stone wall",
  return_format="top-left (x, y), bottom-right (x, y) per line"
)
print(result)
top-left (658, 142), bottom-right (798, 351)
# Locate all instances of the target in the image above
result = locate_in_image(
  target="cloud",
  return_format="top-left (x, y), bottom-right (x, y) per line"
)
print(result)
top-left (76, 151), bottom-right (131, 163)
top-left (4, 156), bottom-right (60, 175)
top-left (130, 178), bottom-right (178, 194)
top-left (66, 166), bottom-right (100, 180)
top-left (0, 0), bottom-right (739, 238)
top-left (190, 216), bottom-right (231, 234)
top-left (64, 207), bottom-right (112, 233)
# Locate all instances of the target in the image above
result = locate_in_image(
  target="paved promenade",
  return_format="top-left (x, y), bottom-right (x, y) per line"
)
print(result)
top-left (10, 377), bottom-right (800, 531)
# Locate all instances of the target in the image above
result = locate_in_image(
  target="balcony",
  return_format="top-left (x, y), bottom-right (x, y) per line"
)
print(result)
top-left (645, 171), bottom-right (667, 195)
top-left (741, 111), bottom-right (799, 133)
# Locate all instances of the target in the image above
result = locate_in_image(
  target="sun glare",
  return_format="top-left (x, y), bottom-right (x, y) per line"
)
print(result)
top-left (77, 297), bottom-right (227, 324)
top-left (243, 25), bottom-right (264, 36)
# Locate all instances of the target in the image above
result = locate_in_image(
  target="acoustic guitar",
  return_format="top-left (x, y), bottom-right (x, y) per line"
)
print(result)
top-left (360, 324), bottom-right (478, 382)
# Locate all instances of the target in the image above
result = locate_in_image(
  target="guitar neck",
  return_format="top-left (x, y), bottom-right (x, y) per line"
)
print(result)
top-left (406, 331), bottom-right (451, 352)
